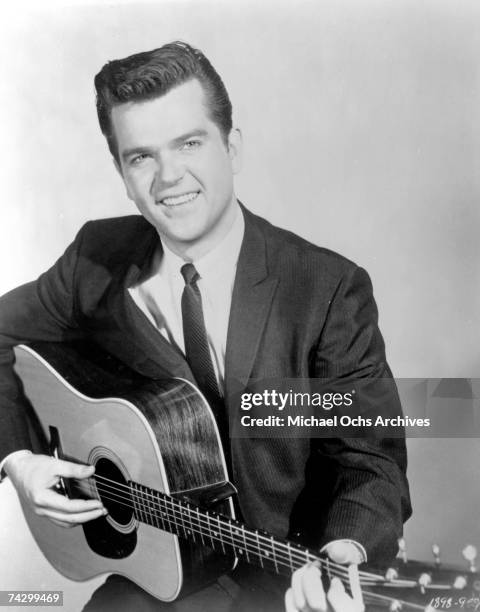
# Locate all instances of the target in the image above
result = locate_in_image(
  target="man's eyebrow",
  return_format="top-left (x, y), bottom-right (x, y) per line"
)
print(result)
top-left (121, 129), bottom-right (209, 161)
top-left (170, 129), bottom-right (209, 147)
top-left (121, 146), bottom-right (155, 161)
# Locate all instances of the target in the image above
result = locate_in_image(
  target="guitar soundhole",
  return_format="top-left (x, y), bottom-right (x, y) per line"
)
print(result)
top-left (95, 457), bottom-right (133, 527)
top-left (82, 452), bottom-right (137, 560)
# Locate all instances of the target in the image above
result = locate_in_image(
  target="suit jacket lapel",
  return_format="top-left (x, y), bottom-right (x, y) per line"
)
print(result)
top-left (225, 209), bottom-right (278, 402)
top-left (107, 221), bottom-right (195, 382)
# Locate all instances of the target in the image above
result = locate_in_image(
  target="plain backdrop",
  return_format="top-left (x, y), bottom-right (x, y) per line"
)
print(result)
top-left (0, 0), bottom-right (479, 608)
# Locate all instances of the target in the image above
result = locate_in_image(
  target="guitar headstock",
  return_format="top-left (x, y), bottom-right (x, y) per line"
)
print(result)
top-left (362, 542), bottom-right (480, 611)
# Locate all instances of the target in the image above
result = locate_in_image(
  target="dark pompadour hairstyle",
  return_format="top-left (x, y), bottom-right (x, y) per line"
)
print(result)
top-left (94, 41), bottom-right (233, 161)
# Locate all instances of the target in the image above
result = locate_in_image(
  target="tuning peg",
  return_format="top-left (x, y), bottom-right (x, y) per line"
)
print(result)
top-left (432, 544), bottom-right (441, 566)
top-left (462, 545), bottom-right (477, 572)
top-left (397, 537), bottom-right (407, 563)
top-left (454, 575), bottom-right (468, 590)
top-left (389, 600), bottom-right (402, 611)
top-left (385, 568), bottom-right (399, 582)
top-left (418, 572), bottom-right (432, 594)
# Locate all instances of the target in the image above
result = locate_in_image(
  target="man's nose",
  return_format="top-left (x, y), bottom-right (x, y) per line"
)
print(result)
top-left (152, 155), bottom-right (185, 192)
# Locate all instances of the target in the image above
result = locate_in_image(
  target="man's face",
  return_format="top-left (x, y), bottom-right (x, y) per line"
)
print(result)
top-left (112, 79), bottom-right (241, 258)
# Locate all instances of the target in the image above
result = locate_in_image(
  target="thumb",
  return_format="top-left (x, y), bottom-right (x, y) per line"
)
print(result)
top-left (325, 541), bottom-right (361, 565)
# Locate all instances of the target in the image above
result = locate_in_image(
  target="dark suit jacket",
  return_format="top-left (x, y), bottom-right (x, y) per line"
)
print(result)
top-left (0, 206), bottom-right (411, 565)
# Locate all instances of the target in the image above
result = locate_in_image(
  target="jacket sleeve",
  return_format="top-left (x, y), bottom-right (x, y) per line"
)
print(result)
top-left (311, 265), bottom-right (411, 565)
top-left (0, 226), bottom-right (87, 462)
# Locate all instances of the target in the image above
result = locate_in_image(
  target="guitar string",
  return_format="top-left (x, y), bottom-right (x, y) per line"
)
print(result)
top-left (90, 478), bottom-right (355, 576)
top-left (95, 485), bottom-right (342, 576)
top-left (85, 485), bottom-right (429, 610)
top-left (94, 477), bottom-right (438, 594)
top-left (89, 475), bottom-right (346, 569)
top-left (85, 488), bottom-right (427, 610)
top-left (78, 474), bottom-right (438, 606)
top-left (360, 591), bottom-right (425, 611)
top-left (90, 475), bottom-right (319, 565)
top-left (96, 483), bottom-right (443, 603)
top-left (89, 475), bottom-right (390, 585)
top-left (86, 478), bottom-right (386, 586)
top-left (86, 475), bottom-right (452, 597)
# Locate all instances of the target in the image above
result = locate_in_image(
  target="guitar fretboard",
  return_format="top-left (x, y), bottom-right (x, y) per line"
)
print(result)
top-left (128, 480), bottom-right (322, 577)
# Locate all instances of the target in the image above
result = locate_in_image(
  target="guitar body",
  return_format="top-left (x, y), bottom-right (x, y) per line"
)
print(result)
top-left (13, 342), bottom-right (235, 602)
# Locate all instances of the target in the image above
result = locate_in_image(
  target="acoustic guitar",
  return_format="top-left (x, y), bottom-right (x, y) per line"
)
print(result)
top-left (12, 342), bottom-right (480, 610)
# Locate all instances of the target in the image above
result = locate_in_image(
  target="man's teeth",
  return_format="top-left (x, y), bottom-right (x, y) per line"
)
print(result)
top-left (161, 192), bottom-right (198, 206)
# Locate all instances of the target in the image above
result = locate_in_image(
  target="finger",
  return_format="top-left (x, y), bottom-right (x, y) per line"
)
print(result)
top-left (38, 460), bottom-right (95, 491)
top-left (302, 565), bottom-right (327, 611)
top-left (53, 460), bottom-right (95, 480)
top-left (40, 506), bottom-right (107, 525)
top-left (36, 488), bottom-right (104, 512)
top-left (291, 567), bottom-right (306, 611)
top-left (348, 562), bottom-right (364, 609)
top-left (325, 542), bottom-right (360, 565)
top-left (327, 577), bottom-right (359, 612)
top-left (284, 588), bottom-right (297, 612)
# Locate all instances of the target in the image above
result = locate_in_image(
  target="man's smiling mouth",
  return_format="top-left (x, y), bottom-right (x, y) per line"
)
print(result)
top-left (159, 191), bottom-right (200, 207)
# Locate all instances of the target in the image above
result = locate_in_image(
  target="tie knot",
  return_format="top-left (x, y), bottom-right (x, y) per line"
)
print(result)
top-left (181, 263), bottom-right (200, 285)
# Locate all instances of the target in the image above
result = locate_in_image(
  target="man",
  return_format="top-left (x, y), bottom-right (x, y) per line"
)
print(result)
top-left (0, 42), bottom-right (410, 610)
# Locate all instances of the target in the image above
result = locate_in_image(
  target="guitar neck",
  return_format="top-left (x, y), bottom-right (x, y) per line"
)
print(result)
top-left (128, 479), bottom-right (319, 577)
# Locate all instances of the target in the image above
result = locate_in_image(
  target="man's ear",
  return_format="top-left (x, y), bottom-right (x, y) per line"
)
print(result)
top-left (113, 157), bottom-right (134, 201)
top-left (227, 127), bottom-right (243, 175)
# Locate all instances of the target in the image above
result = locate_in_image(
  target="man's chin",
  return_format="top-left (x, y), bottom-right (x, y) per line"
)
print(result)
top-left (145, 211), bottom-right (203, 239)
top-left (155, 225), bottom-right (208, 255)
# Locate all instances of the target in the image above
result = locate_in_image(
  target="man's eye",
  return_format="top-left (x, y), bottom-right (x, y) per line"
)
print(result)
top-left (181, 140), bottom-right (201, 151)
top-left (129, 154), bottom-right (150, 166)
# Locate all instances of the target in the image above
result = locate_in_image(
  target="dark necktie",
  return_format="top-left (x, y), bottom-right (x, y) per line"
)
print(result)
top-left (181, 264), bottom-right (233, 487)
top-left (180, 263), bottom-right (221, 407)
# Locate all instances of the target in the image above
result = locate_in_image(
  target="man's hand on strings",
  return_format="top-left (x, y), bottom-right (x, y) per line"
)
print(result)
top-left (285, 542), bottom-right (364, 612)
top-left (5, 453), bottom-right (106, 528)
